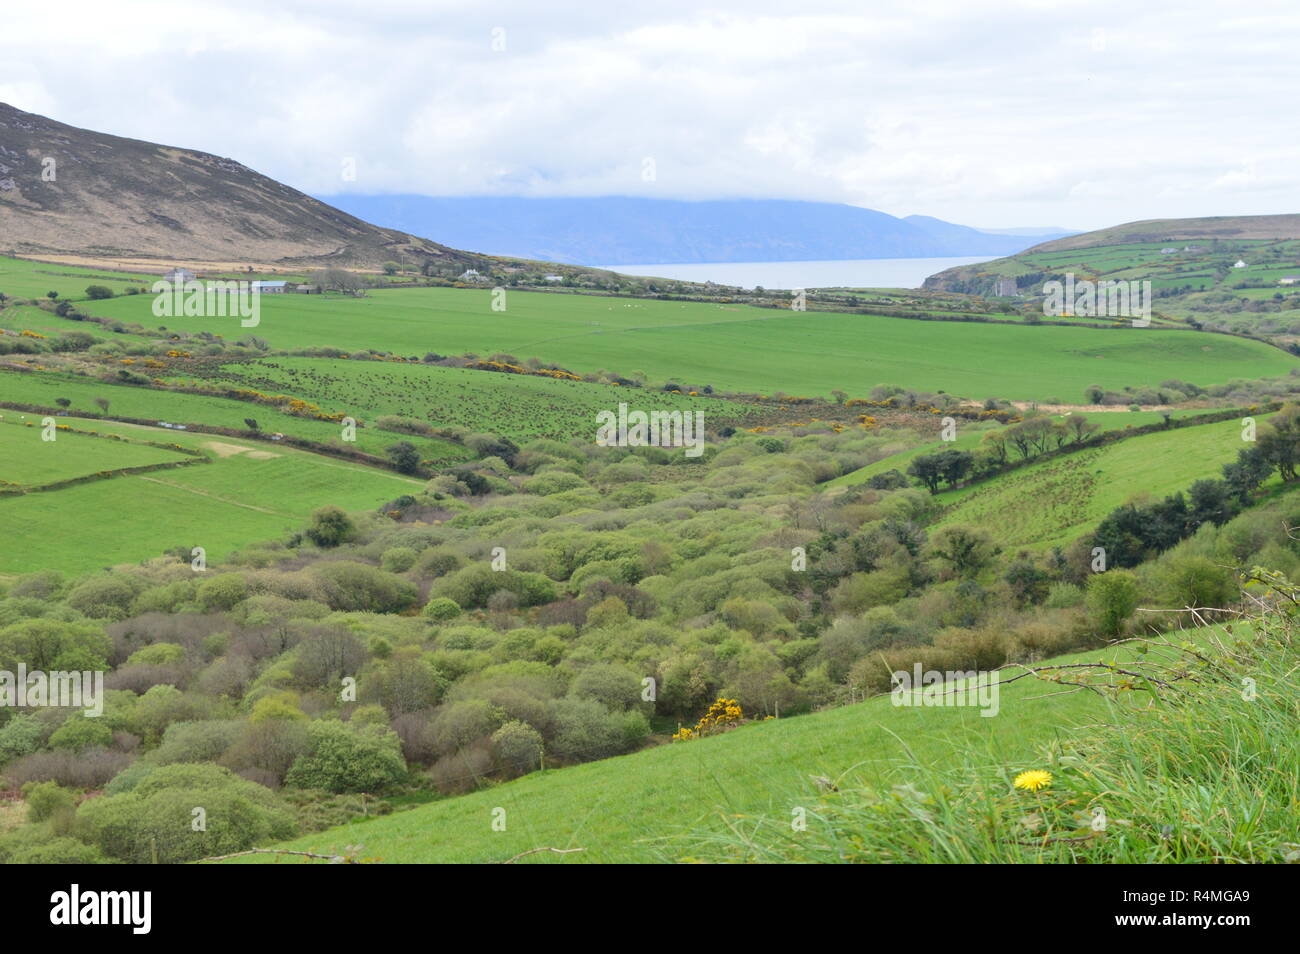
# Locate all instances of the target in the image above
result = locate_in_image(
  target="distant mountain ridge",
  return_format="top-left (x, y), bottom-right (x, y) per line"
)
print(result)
top-left (313, 195), bottom-right (1075, 265)
top-left (0, 102), bottom-right (480, 270)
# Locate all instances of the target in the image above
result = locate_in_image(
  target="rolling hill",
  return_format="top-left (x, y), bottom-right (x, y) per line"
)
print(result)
top-left (0, 103), bottom-right (481, 271)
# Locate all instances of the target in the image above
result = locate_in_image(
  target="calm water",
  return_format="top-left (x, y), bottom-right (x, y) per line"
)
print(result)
top-left (595, 255), bottom-right (994, 290)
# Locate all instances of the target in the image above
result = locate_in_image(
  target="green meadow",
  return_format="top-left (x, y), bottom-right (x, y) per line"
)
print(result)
top-left (933, 415), bottom-right (1266, 549)
top-left (0, 369), bottom-right (468, 464)
top-left (74, 284), bottom-right (1300, 403)
top-left (0, 418), bottom-right (189, 488)
top-left (0, 256), bottom-right (152, 301)
top-left (828, 407), bottom-right (1229, 488)
top-left (209, 357), bottom-right (753, 442)
top-left (0, 417), bottom-right (424, 575)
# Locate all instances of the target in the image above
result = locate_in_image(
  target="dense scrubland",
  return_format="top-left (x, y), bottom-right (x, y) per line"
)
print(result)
top-left (1, 403), bottom-right (1298, 863)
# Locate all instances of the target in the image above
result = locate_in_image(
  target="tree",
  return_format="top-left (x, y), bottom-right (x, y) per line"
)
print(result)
top-left (935, 448), bottom-right (973, 488)
top-left (54, 397), bottom-right (71, 409)
top-left (46, 290), bottom-right (58, 300)
top-left (1256, 405), bottom-right (1300, 482)
top-left (243, 417), bottom-right (259, 431)
top-left (305, 506), bottom-right (356, 548)
top-left (908, 453), bottom-right (945, 494)
top-left (1005, 558), bottom-right (1050, 607)
top-left (84, 285), bottom-right (114, 300)
top-left (1222, 446), bottom-right (1273, 503)
top-left (1085, 570), bottom-right (1140, 638)
top-left (927, 525), bottom-right (998, 577)
top-left (1064, 414), bottom-right (1099, 444)
top-left (1188, 479), bottom-right (1237, 528)
top-left (382, 261), bottom-right (400, 276)
top-left (93, 397), bottom-right (110, 414)
top-left (285, 721), bottom-right (408, 793)
top-left (385, 441), bottom-right (422, 475)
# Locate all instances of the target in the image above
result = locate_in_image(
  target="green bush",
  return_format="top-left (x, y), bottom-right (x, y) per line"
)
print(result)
top-left (125, 642), bottom-right (186, 667)
top-left (284, 721), bottom-right (408, 793)
top-left (9, 836), bottom-right (108, 864)
top-left (22, 780), bottom-right (77, 822)
top-left (490, 720), bottom-right (544, 775)
top-left (381, 546), bottom-right (419, 573)
top-left (48, 717), bottom-right (113, 752)
top-left (422, 597), bottom-right (462, 621)
top-left (75, 763), bottom-right (297, 863)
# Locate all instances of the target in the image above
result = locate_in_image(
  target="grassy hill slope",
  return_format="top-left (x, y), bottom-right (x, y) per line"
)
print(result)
top-left (222, 633), bottom-right (1197, 863)
top-left (933, 414), bottom-right (1266, 548)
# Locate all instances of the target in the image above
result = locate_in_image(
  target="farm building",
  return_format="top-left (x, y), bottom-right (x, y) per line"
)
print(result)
top-left (1279, 277), bottom-right (1299, 285)
top-left (161, 267), bottom-right (196, 283)
top-left (251, 280), bottom-right (289, 293)
top-left (1234, 260), bottom-right (1248, 268)
top-left (458, 269), bottom-right (488, 282)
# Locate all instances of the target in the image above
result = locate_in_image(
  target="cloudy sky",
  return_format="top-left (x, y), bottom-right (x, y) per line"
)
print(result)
top-left (2, 0), bottom-right (1298, 230)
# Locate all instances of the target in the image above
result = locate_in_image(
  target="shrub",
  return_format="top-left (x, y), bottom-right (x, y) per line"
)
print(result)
top-left (284, 721), bottom-right (407, 793)
top-left (304, 506), bottom-right (356, 548)
top-left (75, 764), bottom-right (297, 863)
top-left (0, 714), bottom-right (43, 762)
top-left (422, 597), bottom-right (462, 621)
top-left (22, 780), bottom-right (76, 823)
top-left (151, 720), bottom-right (241, 765)
top-left (312, 562), bottom-right (419, 613)
top-left (48, 717), bottom-right (114, 752)
top-left (8, 836), bottom-right (107, 864)
top-left (490, 720), bottom-right (544, 776)
top-left (381, 546), bottom-right (419, 573)
top-left (125, 642), bottom-right (186, 667)
top-left (1085, 570), bottom-right (1141, 638)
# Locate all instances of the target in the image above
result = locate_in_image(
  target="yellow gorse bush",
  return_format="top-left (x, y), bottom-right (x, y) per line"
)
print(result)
top-left (672, 697), bottom-right (743, 742)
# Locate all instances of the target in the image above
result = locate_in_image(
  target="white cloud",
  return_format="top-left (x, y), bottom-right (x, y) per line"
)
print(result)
top-left (2, 0), bottom-right (1299, 229)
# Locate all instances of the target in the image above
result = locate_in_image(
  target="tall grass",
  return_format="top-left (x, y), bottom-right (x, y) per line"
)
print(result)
top-left (671, 573), bottom-right (1300, 863)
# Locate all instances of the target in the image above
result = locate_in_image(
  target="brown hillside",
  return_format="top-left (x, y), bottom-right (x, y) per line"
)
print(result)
top-left (0, 103), bottom-right (481, 271)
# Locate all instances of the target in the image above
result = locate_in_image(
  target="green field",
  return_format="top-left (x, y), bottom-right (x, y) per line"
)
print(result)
top-left (0, 369), bottom-right (468, 464)
top-left (933, 415), bottom-right (1266, 549)
top-left (70, 284), bottom-right (1300, 403)
top-left (827, 407), bottom-right (1229, 488)
top-left (0, 417), bottom-right (424, 575)
top-left (223, 635), bottom-right (1186, 864)
top-left (0, 257), bottom-right (153, 301)
top-left (209, 357), bottom-right (752, 442)
top-left (0, 418), bottom-right (190, 488)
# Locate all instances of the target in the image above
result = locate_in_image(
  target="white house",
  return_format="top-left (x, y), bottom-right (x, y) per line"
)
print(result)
top-left (458, 269), bottom-right (487, 282)
top-left (251, 280), bottom-right (289, 293)
top-left (1279, 277), bottom-right (1300, 285)
top-left (1233, 260), bottom-right (1248, 268)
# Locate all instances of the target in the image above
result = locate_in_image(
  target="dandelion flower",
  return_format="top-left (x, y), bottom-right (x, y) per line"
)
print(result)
top-left (1013, 770), bottom-right (1053, 792)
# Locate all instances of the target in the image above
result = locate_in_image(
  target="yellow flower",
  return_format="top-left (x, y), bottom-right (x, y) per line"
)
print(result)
top-left (1013, 770), bottom-right (1053, 792)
